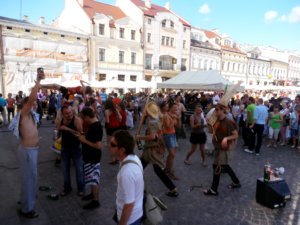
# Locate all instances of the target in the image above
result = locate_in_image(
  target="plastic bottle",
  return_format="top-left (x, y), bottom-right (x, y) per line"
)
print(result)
top-left (264, 161), bottom-right (271, 182)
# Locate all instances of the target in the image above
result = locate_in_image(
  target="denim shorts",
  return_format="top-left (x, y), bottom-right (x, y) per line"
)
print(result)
top-left (163, 133), bottom-right (177, 149)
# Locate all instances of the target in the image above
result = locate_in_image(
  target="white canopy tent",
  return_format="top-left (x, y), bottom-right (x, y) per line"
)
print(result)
top-left (157, 70), bottom-right (244, 91)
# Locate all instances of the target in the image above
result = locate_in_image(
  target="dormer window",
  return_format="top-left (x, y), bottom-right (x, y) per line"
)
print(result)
top-left (99, 24), bottom-right (105, 35)
top-left (170, 21), bottom-right (174, 28)
top-left (120, 28), bottom-right (125, 38)
top-left (162, 20), bottom-right (166, 28)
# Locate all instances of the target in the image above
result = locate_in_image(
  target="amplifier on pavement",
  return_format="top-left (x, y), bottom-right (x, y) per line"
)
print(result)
top-left (256, 178), bottom-right (292, 209)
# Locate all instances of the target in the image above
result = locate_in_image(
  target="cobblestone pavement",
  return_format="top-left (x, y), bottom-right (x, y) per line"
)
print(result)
top-left (0, 120), bottom-right (300, 225)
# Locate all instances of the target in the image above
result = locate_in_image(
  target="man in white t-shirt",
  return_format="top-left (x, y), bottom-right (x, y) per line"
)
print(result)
top-left (110, 130), bottom-right (144, 225)
top-left (212, 92), bottom-right (220, 105)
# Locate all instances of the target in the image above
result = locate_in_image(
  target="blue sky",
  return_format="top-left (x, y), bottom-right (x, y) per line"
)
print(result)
top-left (1, 0), bottom-right (300, 51)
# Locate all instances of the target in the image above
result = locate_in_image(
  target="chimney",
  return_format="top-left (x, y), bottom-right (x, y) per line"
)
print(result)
top-left (39, 16), bottom-right (45, 25)
top-left (23, 15), bottom-right (28, 22)
top-left (145, 0), bottom-right (151, 8)
top-left (165, 1), bottom-right (171, 10)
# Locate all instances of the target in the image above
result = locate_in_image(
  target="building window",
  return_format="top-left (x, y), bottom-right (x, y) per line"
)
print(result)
top-left (162, 20), bottom-right (166, 28)
top-left (131, 30), bottom-right (136, 40)
top-left (118, 74), bottom-right (125, 81)
top-left (119, 51), bottom-right (124, 63)
top-left (159, 55), bottom-right (174, 70)
top-left (25, 29), bottom-right (30, 32)
top-left (99, 24), bottom-right (105, 35)
top-left (183, 40), bottom-right (186, 49)
top-left (147, 33), bottom-right (151, 43)
top-left (6, 26), bottom-right (12, 30)
top-left (170, 21), bottom-right (174, 28)
top-left (61, 34), bottom-right (65, 38)
top-left (183, 27), bottom-right (187, 32)
top-left (98, 73), bottom-right (106, 81)
top-left (43, 32), bottom-right (48, 35)
top-left (120, 28), bottom-right (125, 38)
top-left (170, 38), bottom-right (174, 47)
top-left (215, 38), bottom-right (219, 44)
top-left (145, 54), bottom-right (152, 69)
top-left (99, 48), bottom-right (105, 61)
top-left (130, 75), bottom-right (137, 81)
top-left (161, 36), bottom-right (165, 45)
top-left (147, 18), bottom-right (151, 25)
top-left (181, 58), bottom-right (187, 71)
top-left (166, 37), bottom-right (170, 46)
top-left (131, 52), bottom-right (136, 64)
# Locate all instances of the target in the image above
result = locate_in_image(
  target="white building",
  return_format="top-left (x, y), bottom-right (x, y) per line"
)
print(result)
top-left (190, 27), bottom-right (221, 72)
top-left (0, 16), bottom-right (88, 96)
top-left (116, 0), bottom-right (191, 82)
top-left (56, 0), bottom-right (144, 93)
top-left (288, 54), bottom-right (300, 83)
top-left (246, 48), bottom-right (271, 86)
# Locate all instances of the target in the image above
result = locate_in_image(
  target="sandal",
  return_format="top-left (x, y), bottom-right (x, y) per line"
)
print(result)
top-left (166, 191), bottom-right (179, 197)
top-left (227, 183), bottom-right (241, 189)
top-left (184, 160), bottom-right (192, 165)
top-left (203, 189), bottom-right (218, 196)
top-left (60, 190), bottom-right (71, 197)
top-left (39, 186), bottom-right (52, 191)
top-left (20, 210), bottom-right (39, 219)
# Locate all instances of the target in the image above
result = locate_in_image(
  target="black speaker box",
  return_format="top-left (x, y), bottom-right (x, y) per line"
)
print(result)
top-left (256, 178), bottom-right (292, 209)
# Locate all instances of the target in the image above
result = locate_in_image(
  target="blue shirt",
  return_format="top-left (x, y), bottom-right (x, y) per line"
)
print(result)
top-left (254, 104), bottom-right (268, 125)
top-left (0, 97), bottom-right (7, 107)
top-left (100, 93), bottom-right (108, 103)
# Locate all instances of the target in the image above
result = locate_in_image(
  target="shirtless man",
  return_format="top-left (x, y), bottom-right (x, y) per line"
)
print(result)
top-left (18, 67), bottom-right (44, 218)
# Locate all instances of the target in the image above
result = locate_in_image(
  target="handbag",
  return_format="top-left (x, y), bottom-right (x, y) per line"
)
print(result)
top-left (143, 191), bottom-right (167, 225)
top-left (119, 160), bottom-right (168, 225)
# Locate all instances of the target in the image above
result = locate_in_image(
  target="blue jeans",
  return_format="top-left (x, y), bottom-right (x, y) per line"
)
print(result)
top-left (61, 146), bottom-right (84, 193)
top-left (17, 145), bottom-right (38, 213)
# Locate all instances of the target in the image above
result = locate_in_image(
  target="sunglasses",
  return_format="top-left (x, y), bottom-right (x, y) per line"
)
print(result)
top-left (110, 142), bottom-right (117, 148)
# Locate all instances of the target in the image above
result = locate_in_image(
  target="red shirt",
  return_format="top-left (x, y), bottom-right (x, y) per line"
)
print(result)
top-left (113, 97), bottom-right (122, 106)
top-left (6, 98), bottom-right (16, 108)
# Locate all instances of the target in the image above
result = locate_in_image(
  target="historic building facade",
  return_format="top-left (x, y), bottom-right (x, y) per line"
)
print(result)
top-left (56, 0), bottom-right (143, 92)
top-left (190, 27), bottom-right (221, 72)
top-left (0, 16), bottom-right (88, 95)
top-left (116, 0), bottom-right (191, 82)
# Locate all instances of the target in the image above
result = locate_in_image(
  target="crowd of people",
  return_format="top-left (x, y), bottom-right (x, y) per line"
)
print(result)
top-left (4, 72), bottom-right (300, 224)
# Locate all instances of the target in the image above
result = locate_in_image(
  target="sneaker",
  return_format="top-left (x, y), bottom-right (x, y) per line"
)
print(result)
top-left (291, 145), bottom-right (296, 149)
top-left (20, 210), bottom-right (39, 219)
top-left (279, 142), bottom-right (285, 146)
top-left (83, 200), bottom-right (100, 210)
top-left (203, 188), bottom-right (218, 196)
top-left (244, 149), bottom-right (254, 154)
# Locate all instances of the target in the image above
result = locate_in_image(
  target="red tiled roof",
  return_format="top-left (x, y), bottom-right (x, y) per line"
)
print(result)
top-left (201, 29), bottom-right (221, 39)
top-left (221, 45), bottom-right (246, 55)
top-left (130, 0), bottom-right (190, 27)
top-left (82, 0), bottom-right (126, 20)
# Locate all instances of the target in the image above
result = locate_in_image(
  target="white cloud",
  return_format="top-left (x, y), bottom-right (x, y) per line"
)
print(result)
top-left (264, 10), bottom-right (278, 22)
top-left (279, 15), bottom-right (287, 22)
top-left (288, 6), bottom-right (300, 23)
top-left (199, 4), bottom-right (211, 14)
